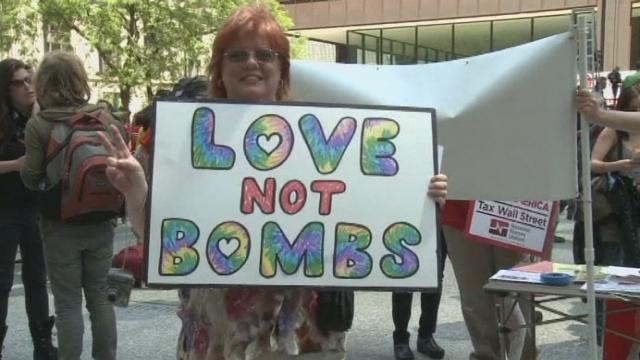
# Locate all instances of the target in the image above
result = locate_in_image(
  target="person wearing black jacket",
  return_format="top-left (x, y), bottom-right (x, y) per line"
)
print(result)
top-left (0, 58), bottom-right (56, 359)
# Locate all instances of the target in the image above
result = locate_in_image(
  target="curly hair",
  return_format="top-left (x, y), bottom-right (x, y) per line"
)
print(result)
top-left (0, 58), bottom-right (32, 144)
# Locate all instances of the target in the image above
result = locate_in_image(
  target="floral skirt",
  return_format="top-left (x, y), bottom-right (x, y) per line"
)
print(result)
top-left (176, 288), bottom-right (345, 360)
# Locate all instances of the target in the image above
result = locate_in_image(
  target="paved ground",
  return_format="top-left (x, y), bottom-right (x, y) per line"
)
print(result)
top-left (5, 214), bottom-right (594, 359)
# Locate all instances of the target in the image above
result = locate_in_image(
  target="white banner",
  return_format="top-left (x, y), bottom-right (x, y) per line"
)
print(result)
top-left (146, 101), bottom-right (439, 288)
top-left (292, 32), bottom-right (578, 200)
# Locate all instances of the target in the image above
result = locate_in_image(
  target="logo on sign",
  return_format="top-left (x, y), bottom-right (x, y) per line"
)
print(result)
top-left (488, 219), bottom-right (509, 237)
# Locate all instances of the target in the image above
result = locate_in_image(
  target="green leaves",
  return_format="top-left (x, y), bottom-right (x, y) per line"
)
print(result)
top-left (4, 0), bottom-right (300, 110)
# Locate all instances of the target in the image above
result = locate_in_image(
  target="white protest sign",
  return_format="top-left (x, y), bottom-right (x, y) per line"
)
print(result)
top-left (465, 200), bottom-right (558, 258)
top-left (292, 32), bottom-right (578, 200)
top-left (146, 100), bottom-right (440, 289)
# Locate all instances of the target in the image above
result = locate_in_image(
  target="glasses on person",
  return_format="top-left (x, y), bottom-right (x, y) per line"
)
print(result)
top-left (9, 76), bottom-right (32, 87)
top-left (223, 48), bottom-right (279, 63)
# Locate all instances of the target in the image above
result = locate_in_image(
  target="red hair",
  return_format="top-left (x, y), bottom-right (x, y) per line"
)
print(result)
top-left (207, 4), bottom-right (290, 100)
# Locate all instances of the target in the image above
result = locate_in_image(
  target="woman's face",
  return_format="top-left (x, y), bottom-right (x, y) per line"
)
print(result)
top-left (220, 32), bottom-right (282, 102)
top-left (9, 68), bottom-right (35, 112)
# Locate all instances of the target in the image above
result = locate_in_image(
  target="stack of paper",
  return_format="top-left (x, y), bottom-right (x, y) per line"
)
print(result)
top-left (491, 269), bottom-right (542, 284)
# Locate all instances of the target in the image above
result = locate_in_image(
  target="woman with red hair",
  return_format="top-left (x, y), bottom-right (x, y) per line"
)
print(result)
top-left (100, 3), bottom-right (448, 359)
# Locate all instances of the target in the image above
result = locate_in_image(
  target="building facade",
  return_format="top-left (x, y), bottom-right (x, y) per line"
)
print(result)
top-left (283, 0), bottom-right (640, 71)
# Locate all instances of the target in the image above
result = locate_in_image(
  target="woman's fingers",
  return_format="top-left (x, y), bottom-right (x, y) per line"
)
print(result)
top-left (98, 131), bottom-right (117, 157)
top-left (110, 125), bottom-right (130, 159)
top-left (427, 174), bottom-right (448, 206)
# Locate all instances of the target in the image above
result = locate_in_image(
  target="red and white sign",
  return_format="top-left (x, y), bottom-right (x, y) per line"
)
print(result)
top-left (464, 200), bottom-right (558, 259)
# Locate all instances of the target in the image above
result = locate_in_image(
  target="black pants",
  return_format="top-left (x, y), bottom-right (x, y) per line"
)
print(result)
top-left (0, 207), bottom-right (50, 325)
top-left (392, 232), bottom-right (447, 344)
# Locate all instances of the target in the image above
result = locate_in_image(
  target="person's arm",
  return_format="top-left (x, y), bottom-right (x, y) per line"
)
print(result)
top-left (590, 128), bottom-right (639, 173)
top-left (0, 156), bottom-right (24, 174)
top-left (577, 89), bottom-right (640, 132)
top-left (20, 117), bottom-right (48, 190)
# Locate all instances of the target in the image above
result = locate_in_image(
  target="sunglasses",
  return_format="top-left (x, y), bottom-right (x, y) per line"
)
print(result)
top-left (9, 76), bottom-right (33, 87)
top-left (223, 48), bottom-right (279, 63)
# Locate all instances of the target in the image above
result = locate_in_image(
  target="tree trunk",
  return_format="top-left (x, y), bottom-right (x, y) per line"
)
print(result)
top-left (146, 85), bottom-right (154, 101)
top-left (120, 85), bottom-right (132, 111)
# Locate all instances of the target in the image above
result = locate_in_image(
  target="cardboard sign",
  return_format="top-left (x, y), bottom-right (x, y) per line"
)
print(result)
top-left (465, 201), bottom-right (558, 258)
top-left (145, 100), bottom-right (440, 289)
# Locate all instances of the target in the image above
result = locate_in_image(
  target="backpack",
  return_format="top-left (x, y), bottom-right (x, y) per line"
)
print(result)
top-left (43, 108), bottom-right (125, 222)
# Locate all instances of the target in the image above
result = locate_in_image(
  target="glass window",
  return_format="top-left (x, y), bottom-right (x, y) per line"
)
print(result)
top-left (533, 15), bottom-right (571, 40)
top-left (382, 27), bottom-right (415, 59)
top-left (347, 31), bottom-right (363, 63)
top-left (364, 34), bottom-right (379, 52)
top-left (492, 18), bottom-right (531, 51)
top-left (427, 48), bottom-right (438, 62)
top-left (382, 39), bottom-right (391, 54)
top-left (454, 21), bottom-right (490, 57)
top-left (364, 50), bottom-right (377, 64)
top-left (392, 41), bottom-right (403, 56)
top-left (417, 47), bottom-right (427, 64)
top-left (417, 24), bottom-right (452, 60)
top-left (382, 53), bottom-right (393, 65)
top-left (347, 31), bottom-right (362, 48)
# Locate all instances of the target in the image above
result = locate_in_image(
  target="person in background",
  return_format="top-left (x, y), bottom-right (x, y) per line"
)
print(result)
top-left (589, 79), bottom-right (640, 265)
top-left (441, 200), bottom-right (536, 360)
top-left (608, 66), bottom-right (622, 103)
top-left (21, 51), bottom-right (125, 360)
top-left (391, 232), bottom-right (446, 360)
top-left (0, 58), bottom-right (57, 359)
top-left (96, 99), bottom-right (113, 111)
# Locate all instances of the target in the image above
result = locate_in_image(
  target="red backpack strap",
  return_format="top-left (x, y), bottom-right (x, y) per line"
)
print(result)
top-left (66, 109), bottom-right (109, 128)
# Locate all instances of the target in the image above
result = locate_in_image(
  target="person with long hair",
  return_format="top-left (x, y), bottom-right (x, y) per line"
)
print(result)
top-left (0, 58), bottom-right (57, 359)
top-left (21, 51), bottom-right (125, 360)
top-left (99, 4), bottom-right (448, 359)
top-left (589, 78), bottom-right (640, 265)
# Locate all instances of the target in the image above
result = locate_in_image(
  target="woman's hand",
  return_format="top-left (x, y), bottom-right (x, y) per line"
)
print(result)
top-left (427, 173), bottom-right (448, 207)
top-left (576, 89), bottom-right (602, 121)
top-left (99, 125), bottom-right (148, 206)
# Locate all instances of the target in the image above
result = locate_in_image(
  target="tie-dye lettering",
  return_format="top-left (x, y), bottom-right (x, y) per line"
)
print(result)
top-left (160, 219), bottom-right (200, 276)
top-left (206, 222), bottom-right (250, 275)
top-left (241, 177), bottom-right (276, 214)
top-left (334, 223), bottom-right (373, 278)
top-left (360, 118), bottom-right (399, 176)
top-left (244, 114), bottom-right (293, 170)
top-left (311, 180), bottom-right (346, 215)
top-left (380, 222), bottom-right (421, 278)
top-left (260, 222), bottom-right (324, 278)
top-left (191, 107), bottom-right (235, 169)
top-left (279, 180), bottom-right (307, 215)
top-left (299, 114), bottom-right (356, 174)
